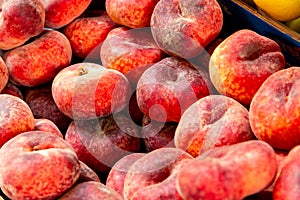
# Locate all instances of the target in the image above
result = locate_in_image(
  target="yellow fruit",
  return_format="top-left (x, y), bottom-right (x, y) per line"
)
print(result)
top-left (286, 17), bottom-right (300, 33)
top-left (253, 0), bottom-right (300, 21)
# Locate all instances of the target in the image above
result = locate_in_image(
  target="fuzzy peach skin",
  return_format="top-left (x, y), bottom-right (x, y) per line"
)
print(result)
top-left (0, 0), bottom-right (45, 50)
top-left (63, 12), bottom-right (117, 59)
top-left (150, 0), bottom-right (223, 58)
top-left (100, 27), bottom-right (165, 86)
top-left (136, 57), bottom-right (213, 122)
top-left (24, 84), bottom-right (72, 132)
top-left (105, 0), bottom-right (159, 28)
top-left (77, 161), bottom-right (100, 183)
top-left (0, 94), bottom-right (35, 147)
top-left (106, 153), bottom-right (146, 196)
top-left (0, 131), bottom-right (81, 200)
top-left (175, 95), bottom-right (255, 157)
top-left (34, 118), bottom-right (64, 138)
top-left (65, 113), bottom-right (141, 174)
top-left (177, 140), bottom-right (278, 200)
top-left (123, 147), bottom-right (194, 200)
top-left (209, 29), bottom-right (286, 106)
top-left (0, 82), bottom-right (23, 99)
top-left (249, 67), bottom-right (300, 150)
top-left (59, 181), bottom-right (123, 200)
top-left (0, 57), bottom-right (8, 93)
top-left (273, 145), bottom-right (300, 200)
top-left (141, 115), bottom-right (177, 152)
top-left (52, 62), bottom-right (132, 120)
top-left (43, 0), bottom-right (92, 29)
top-left (5, 30), bottom-right (72, 87)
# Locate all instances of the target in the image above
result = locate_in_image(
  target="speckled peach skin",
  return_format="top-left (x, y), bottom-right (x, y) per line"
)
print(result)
top-left (177, 140), bottom-right (278, 200)
top-left (0, 0), bottom-right (45, 50)
top-left (249, 67), bottom-right (300, 150)
top-left (106, 0), bottom-right (160, 28)
top-left (151, 0), bottom-right (223, 58)
top-left (5, 30), bottom-right (72, 87)
top-left (209, 29), bottom-right (286, 106)
top-left (33, 118), bottom-right (64, 138)
top-left (273, 145), bottom-right (300, 200)
top-left (136, 57), bottom-right (213, 122)
top-left (63, 12), bottom-right (117, 59)
top-left (106, 153), bottom-right (145, 196)
top-left (100, 27), bottom-right (165, 86)
top-left (43, 0), bottom-right (92, 29)
top-left (58, 181), bottom-right (123, 200)
top-left (65, 114), bottom-right (141, 174)
top-left (51, 63), bottom-right (132, 120)
top-left (123, 148), bottom-right (193, 200)
top-left (0, 94), bottom-right (35, 147)
top-left (175, 95), bottom-right (255, 157)
top-left (0, 131), bottom-right (81, 200)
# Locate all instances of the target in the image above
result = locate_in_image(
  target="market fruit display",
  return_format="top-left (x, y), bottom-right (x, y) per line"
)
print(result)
top-left (0, 0), bottom-right (299, 199)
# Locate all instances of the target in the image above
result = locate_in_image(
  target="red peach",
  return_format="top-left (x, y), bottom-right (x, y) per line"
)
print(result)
top-left (0, 0), bottom-right (45, 50)
top-left (175, 95), bottom-right (255, 157)
top-left (58, 181), bottom-right (122, 200)
top-left (209, 29), bottom-right (286, 105)
top-left (136, 56), bottom-right (212, 122)
top-left (249, 67), bottom-right (300, 150)
top-left (105, 0), bottom-right (160, 28)
top-left (24, 84), bottom-right (72, 132)
top-left (63, 11), bottom-right (117, 59)
top-left (5, 30), bottom-right (72, 87)
top-left (177, 140), bottom-right (278, 200)
top-left (34, 118), bottom-right (64, 138)
top-left (77, 161), bottom-right (101, 183)
top-left (42, 0), bottom-right (92, 29)
top-left (273, 145), bottom-right (300, 199)
top-left (0, 57), bottom-right (8, 93)
top-left (0, 94), bottom-right (35, 147)
top-left (0, 82), bottom-right (23, 99)
top-left (52, 62), bottom-right (132, 120)
top-left (100, 27), bottom-right (165, 86)
top-left (106, 153), bottom-right (146, 196)
top-left (141, 115), bottom-right (177, 152)
top-left (150, 0), bottom-right (223, 58)
top-left (65, 113), bottom-right (141, 174)
top-left (123, 147), bottom-right (193, 200)
top-left (0, 131), bottom-right (81, 200)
